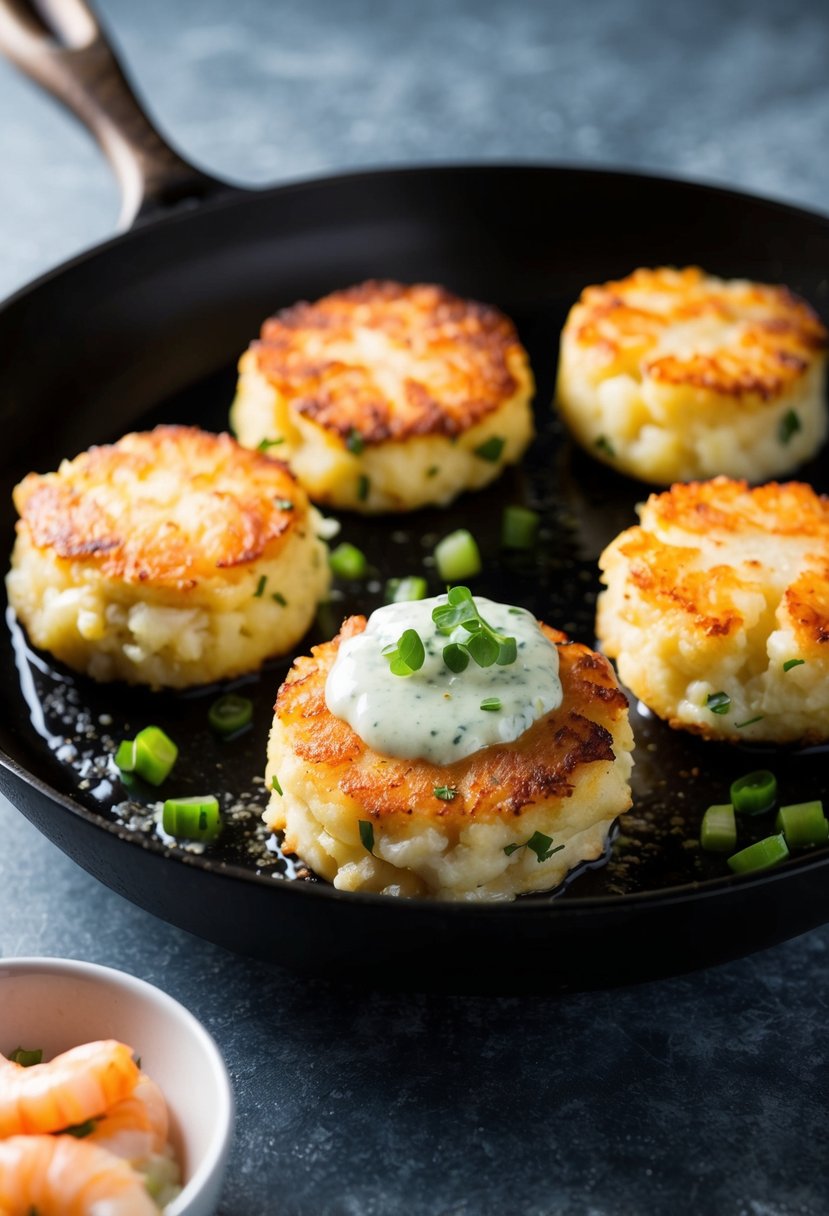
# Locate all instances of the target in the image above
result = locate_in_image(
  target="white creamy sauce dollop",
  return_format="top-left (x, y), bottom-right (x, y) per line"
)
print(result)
top-left (324, 596), bottom-right (562, 764)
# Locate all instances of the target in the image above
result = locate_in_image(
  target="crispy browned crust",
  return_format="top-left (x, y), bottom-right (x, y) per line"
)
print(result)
top-left (13, 425), bottom-right (308, 588)
top-left (613, 477), bottom-right (829, 652)
top-left (251, 280), bottom-right (529, 443)
top-left (274, 616), bottom-right (629, 823)
top-left (569, 266), bottom-right (827, 400)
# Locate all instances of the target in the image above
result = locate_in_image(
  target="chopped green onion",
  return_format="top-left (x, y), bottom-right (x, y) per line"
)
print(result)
top-left (329, 542), bottom-right (368, 579)
top-left (385, 576), bottom-right (428, 603)
top-left (783, 658), bottom-right (805, 672)
top-left (346, 428), bottom-right (365, 454)
top-left (727, 833), bottom-right (789, 874)
top-left (480, 697), bottom-right (502, 712)
top-left (700, 804), bottom-right (737, 852)
top-left (525, 831), bottom-right (564, 863)
top-left (383, 628), bottom-right (425, 677)
top-left (273, 498), bottom-right (294, 511)
top-left (434, 785), bottom-right (457, 801)
top-left (595, 435), bottom-right (615, 457)
top-left (706, 691), bottom-right (731, 715)
top-left (473, 435), bottom-right (505, 462)
top-left (735, 716), bottom-right (764, 729)
top-left (162, 795), bottom-right (221, 842)
top-left (114, 739), bottom-right (137, 774)
top-left (133, 726), bottom-right (178, 786)
top-left (208, 694), bottom-right (253, 737)
top-left (272, 591), bottom-right (287, 606)
top-left (257, 437), bottom-right (284, 451)
top-left (434, 530), bottom-right (482, 581)
top-left (357, 474), bottom-right (370, 502)
top-left (9, 1047), bottom-right (42, 1067)
top-left (427, 466), bottom-right (440, 478)
top-left (358, 820), bottom-right (375, 852)
top-left (501, 505), bottom-right (540, 550)
top-left (730, 769), bottom-right (777, 816)
top-left (253, 575), bottom-right (267, 598)
top-left (271, 774), bottom-right (283, 796)
top-left (778, 409), bottom-right (801, 444)
top-left (504, 833), bottom-right (564, 863)
top-left (775, 800), bottom-right (829, 847)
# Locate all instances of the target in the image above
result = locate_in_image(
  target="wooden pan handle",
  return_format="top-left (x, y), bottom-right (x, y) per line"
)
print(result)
top-left (0, 0), bottom-right (236, 227)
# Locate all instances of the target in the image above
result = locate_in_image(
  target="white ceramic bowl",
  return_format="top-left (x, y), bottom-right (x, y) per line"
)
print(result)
top-left (0, 956), bottom-right (233, 1215)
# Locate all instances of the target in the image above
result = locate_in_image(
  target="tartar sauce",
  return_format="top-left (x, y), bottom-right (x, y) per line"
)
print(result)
top-left (324, 596), bottom-right (562, 764)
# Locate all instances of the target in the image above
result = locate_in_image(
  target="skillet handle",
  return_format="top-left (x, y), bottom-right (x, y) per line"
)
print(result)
top-left (0, 0), bottom-right (237, 228)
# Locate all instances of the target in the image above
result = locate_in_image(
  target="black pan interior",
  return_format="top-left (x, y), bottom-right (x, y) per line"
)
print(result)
top-left (3, 165), bottom-right (829, 986)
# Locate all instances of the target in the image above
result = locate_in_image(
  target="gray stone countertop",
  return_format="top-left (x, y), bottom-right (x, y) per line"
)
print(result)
top-left (2, 1), bottom-right (829, 1212)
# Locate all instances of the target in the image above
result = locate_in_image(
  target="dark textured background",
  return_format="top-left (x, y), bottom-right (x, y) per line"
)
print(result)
top-left (2, 2), bottom-right (829, 1212)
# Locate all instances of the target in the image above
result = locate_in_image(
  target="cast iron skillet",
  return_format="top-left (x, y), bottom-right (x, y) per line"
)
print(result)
top-left (2, 0), bottom-right (829, 994)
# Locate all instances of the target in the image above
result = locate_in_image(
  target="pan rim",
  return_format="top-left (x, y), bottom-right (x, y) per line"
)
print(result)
top-left (2, 156), bottom-right (829, 319)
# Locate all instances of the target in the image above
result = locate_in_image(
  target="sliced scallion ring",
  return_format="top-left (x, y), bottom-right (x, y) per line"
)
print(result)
top-left (730, 769), bottom-right (777, 816)
top-left (775, 800), bottom-right (829, 848)
top-left (208, 694), bottom-right (253, 737)
top-left (727, 834), bottom-right (788, 874)
top-left (133, 726), bottom-right (178, 786)
top-left (434, 530), bottom-right (482, 581)
top-left (700, 804), bottom-right (737, 853)
top-left (501, 505), bottom-right (540, 550)
top-left (162, 795), bottom-right (221, 842)
top-left (329, 542), bottom-right (368, 580)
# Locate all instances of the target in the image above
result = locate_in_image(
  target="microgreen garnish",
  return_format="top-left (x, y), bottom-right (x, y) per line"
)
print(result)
top-left (595, 435), bottom-right (615, 457)
top-left (257, 437), bottom-right (284, 451)
top-left (253, 575), bottom-right (267, 598)
top-left (383, 628), bottom-right (426, 677)
top-left (271, 775), bottom-right (283, 796)
top-left (783, 658), bottom-right (805, 672)
top-left (359, 820), bottom-right (375, 852)
top-left (474, 436), bottom-right (505, 462)
top-left (432, 586), bottom-right (517, 672)
top-left (480, 697), bottom-right (502, 712)
top-left (735, 716), bottom-right (764, 728)
top-left (346, 428), bottom-right (365, 454)
top-left (434, 785), bottom-right (457, 801)
top-left (778, 409), bottom-right (801, 444)
top-left (272, 591), bottom-right (287, 606)
top-left (273, 498), bottom-right (294, 511)
top-left (706, 691), bottom-right (731, 715)
top-left (503, 832), bottom-right (564, 863)
top-left (357, 474), bottom-right (370, 502)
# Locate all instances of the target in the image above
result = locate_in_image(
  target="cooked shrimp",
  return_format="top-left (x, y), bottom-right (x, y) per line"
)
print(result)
top-left (0, 1134), bottom-right (159, 1214)
top-left (0, 1041), bottom-right (139, 1137)
top-left (87, 1074), bottom-right (168, 1166)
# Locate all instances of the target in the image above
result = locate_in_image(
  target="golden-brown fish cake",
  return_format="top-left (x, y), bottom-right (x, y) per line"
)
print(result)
top-left (231, 280), bottom-right (535, 512)
top-left (6, 425), bottom-right (331, 688)
top-left (264, 616), bottom-right (633, 900)
top-left (556, 266), bottom-right (828, 484)
top-left (597, 476), bottom-right (829, 742)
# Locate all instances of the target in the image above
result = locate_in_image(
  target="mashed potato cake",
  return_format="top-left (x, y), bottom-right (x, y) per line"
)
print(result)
top-left (230, 280), bottom-right (535, 512)
top-left (597, 476), bottom-right (829, 743)
top-left (265, 612), bottom-right (633, 901)
top-left (6, 425), bottom-right (330, 688)
top-left (556, 266), bottom-right (828, 484)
